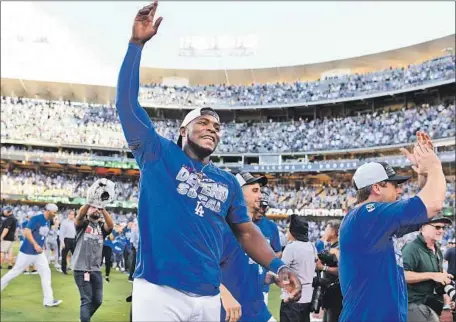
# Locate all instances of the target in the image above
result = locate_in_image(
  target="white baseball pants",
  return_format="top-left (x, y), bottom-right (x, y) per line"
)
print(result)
top-left (132, 278), bottom-right (221, 322)
top-left (1, 251), bottom-right (55, 305)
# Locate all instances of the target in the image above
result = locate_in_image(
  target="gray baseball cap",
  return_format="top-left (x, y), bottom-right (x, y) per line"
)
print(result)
top-left (353, 161), bottom-right (410, 190)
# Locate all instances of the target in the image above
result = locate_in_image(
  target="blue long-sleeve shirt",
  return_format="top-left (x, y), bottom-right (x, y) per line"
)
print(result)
top-left (115, 43), bottom-right (250, 296)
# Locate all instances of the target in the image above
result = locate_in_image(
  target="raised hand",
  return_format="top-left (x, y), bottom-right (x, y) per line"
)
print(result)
top-left (130, 0), bottom-right (163, 46)
top-left (399, 131), bottom-right (434, 175)
top-left (413, 142), bottom-right (442, 175)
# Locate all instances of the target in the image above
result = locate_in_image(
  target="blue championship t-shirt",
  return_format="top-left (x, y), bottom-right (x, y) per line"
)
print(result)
top-left (339, 196), bottom-right (428, 322)
top-left (220, 226), bottom-right (271, 322)
top-left (116, 43), bottom-right (251, 296)
top-left (255, 216), bottom-right (281, 293)
top-left (20, 213), bottom-right (50, 255)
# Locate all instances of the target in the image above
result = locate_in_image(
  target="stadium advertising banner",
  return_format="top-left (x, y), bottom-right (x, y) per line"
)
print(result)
top-left (266, 207), bottom-right (455, 218)
top-left (266, 208), bottom-right (345, 218)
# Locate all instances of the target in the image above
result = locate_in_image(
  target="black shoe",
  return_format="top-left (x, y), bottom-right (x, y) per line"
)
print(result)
top-left (62, 270), bottom-right (68, 275)
top-left (7, 265), bottom-right (13, 269)
top-left (105, 277), bottom-right (110, 283)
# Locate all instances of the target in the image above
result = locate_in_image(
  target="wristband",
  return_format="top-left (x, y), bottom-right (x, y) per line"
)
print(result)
top-left (269, 258), bottom-right (287, 274)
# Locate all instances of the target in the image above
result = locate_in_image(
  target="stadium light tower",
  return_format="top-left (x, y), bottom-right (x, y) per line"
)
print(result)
top-left (178, 34), bottom-right (258, 58)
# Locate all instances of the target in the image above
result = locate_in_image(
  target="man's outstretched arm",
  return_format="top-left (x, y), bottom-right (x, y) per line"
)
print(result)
top-left (115, 1), bottom-right (163, 145)
top-left (230, 222), bottom-right (302, 302)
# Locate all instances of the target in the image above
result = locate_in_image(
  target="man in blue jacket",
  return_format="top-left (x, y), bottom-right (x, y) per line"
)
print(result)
top-left (116, 2), bottom-right (301, 321)
top-left (339, 134), bottom-right (447, 322)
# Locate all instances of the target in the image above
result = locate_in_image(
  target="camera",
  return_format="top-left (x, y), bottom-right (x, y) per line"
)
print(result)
top-left (310, 250), bottom-right (342, 314)
top-left (318, 251), bottom-right (338, 268)
top-left (435, 278), bottom-right (455, 301)
top-left (310, 272), bottom-right (325, 313)
top-left (427, 277), bottom-right (456, 317)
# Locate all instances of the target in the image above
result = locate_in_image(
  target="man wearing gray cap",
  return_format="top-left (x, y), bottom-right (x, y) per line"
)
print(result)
top-left (338, 134), bottom-right (447, 322)
top-left (1, 204), bottom-right (63, 307)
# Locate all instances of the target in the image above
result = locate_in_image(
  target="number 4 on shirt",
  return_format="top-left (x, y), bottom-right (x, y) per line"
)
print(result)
top-left (195, 201), bottom-right (205, 217)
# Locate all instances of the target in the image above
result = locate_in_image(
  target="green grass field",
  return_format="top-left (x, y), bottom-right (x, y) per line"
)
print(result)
top-left (1, 260), bottom-right (282, 322)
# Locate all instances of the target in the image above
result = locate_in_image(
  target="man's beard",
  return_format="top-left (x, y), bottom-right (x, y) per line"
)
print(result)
top-left (187, 136), bottom-right (215, 158)
top-left (89, 215), bottom-right (100, 221)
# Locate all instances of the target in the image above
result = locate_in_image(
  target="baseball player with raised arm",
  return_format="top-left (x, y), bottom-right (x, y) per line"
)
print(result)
top-left (339, 132), bottom-right (447, 322)
top-left (116, 2), bottom-right (301, 321)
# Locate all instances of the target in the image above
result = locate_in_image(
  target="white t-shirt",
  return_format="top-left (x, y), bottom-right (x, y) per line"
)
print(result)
top-left (281, 240), bottom-right (317, 303)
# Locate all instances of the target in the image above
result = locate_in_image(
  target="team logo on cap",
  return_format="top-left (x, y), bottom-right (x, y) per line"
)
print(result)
top-left (384, 164), bottom-right (396, 177)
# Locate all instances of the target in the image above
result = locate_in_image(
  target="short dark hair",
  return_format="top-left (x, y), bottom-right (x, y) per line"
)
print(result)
top-left (356, 185), bottom-right (373, 203)
top-left (327, 220), bottom-right (341, 235)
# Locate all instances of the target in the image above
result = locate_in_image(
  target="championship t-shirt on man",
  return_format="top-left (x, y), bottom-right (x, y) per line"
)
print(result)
top-left (220, 225), bottom-right (271, 322)
top-left (117, 43), bottom-right (251, 296)
top-left (339, 196), bottom-right (428, 322)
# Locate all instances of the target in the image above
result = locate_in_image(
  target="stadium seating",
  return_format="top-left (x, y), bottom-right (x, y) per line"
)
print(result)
top-left (140, 55), bottom-right (455, 107)
top-left (2, 170), bottom-right (454, 211)
top-left (2, 96), bottom-right (454, 153)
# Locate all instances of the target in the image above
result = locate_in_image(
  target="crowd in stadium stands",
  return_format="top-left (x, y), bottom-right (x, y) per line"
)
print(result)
top-left (2, 170), bottom-right (455, 211)
top-left (1, 96), bottom-right (455, 153)
top-left (3, 202), bottom-right (454, 249)
top-left (139, 55), bottom-right (455, 107)
top-left (1, 171), bottom-right (139, 203)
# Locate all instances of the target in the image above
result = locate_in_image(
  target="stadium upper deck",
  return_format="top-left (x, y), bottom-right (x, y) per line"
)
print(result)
top-left (1, 34), bottom-right (454, 105)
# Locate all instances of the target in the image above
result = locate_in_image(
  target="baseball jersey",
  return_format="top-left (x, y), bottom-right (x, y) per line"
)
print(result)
top-left (220, 227), bottom-right (271, 322)
top-left (254, 216), bottom-right (281, 293)
top-left (339, 196), bottom-right (428, 322)
top-left (116, 43), bottom-right (250, 296)
top-left (20, 213), bottom-right (50, 255)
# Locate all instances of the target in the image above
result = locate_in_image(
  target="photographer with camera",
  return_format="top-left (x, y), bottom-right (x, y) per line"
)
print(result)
top-left (314, 220), bottom-right (342, 322)
top-left (402, 215), bottom-right (455, 322)
top-left (72, 179), bottom-right (115, 322)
